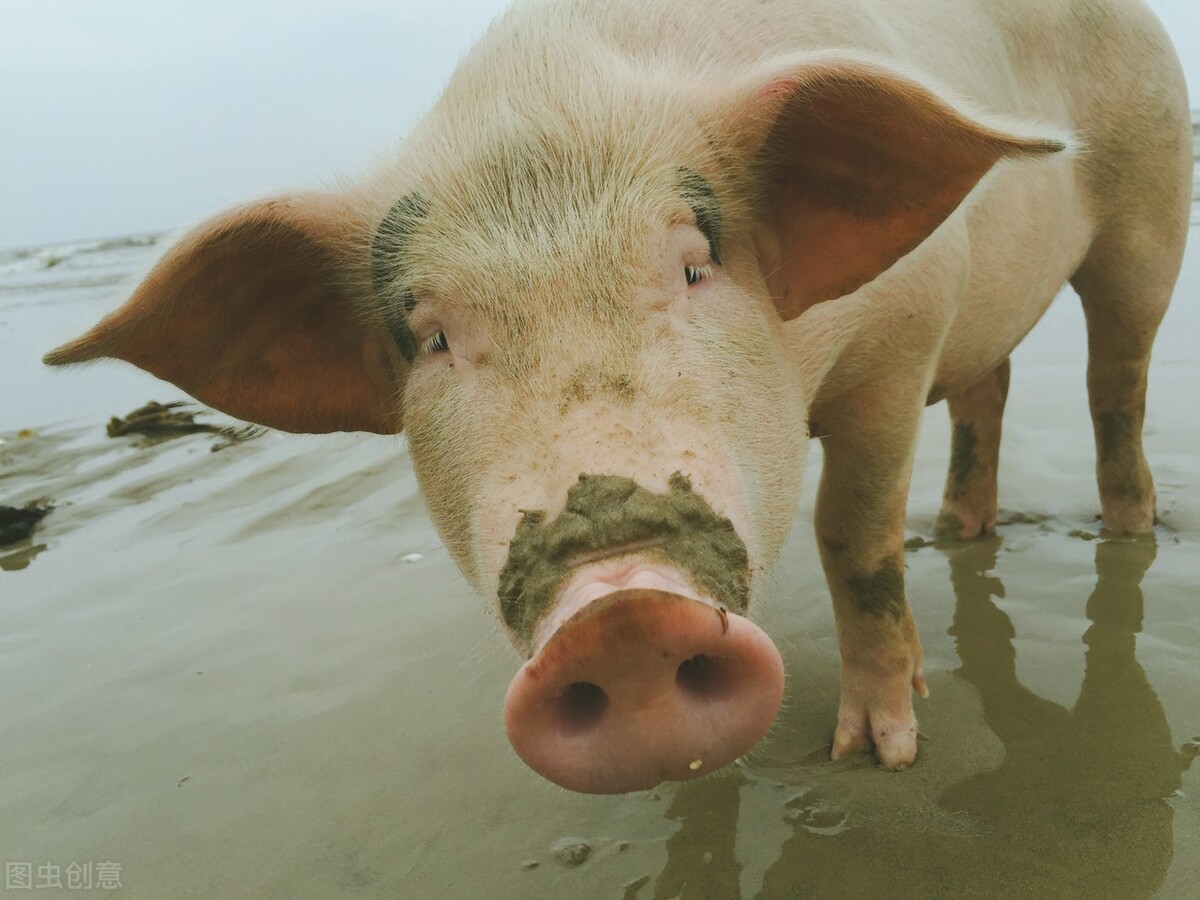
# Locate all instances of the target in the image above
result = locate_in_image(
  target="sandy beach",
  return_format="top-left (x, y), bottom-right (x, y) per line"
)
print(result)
top-left (1, 140), bottom-right (1197, 896)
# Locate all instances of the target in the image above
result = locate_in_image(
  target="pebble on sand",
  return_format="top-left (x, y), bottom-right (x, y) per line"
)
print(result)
top-left (551, 838), bottom-right (591, 868)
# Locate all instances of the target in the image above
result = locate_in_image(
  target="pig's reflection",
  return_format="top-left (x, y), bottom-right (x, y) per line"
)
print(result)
top-left (654, 534), bottom-right (1191, 899)
top-left (937, 534), bottom-right (1191, 898)
top-left (650, 774), bottom-right (743, 900)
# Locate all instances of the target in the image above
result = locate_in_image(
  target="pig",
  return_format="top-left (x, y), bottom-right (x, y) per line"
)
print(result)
top-left (45, 0), bottom-right (1192, 793)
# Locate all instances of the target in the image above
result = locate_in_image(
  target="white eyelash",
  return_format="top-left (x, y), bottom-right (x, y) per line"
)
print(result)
top-left (685, 264), bottom-right (712, 285)
top-left (423, 331), bottom-right (449, 354)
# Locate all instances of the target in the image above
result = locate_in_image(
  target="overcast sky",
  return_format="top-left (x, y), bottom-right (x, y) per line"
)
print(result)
top-left (1, 0), bottom-right (1196, 249)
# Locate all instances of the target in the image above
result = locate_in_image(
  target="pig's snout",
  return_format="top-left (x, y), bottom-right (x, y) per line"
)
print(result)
top-left (503, 588), bottom-right (784, 794)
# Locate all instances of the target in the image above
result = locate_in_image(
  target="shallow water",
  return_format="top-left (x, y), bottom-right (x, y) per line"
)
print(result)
top-left (2, 159), bottom-right (1198, 897)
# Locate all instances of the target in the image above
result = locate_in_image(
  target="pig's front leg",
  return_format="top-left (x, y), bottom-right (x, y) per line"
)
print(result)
top-left (813, 379), bottom-right (930, 769)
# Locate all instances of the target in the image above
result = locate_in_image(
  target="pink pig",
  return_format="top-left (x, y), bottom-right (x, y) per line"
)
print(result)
top-left (46, 0), bottom-right (1192, 793)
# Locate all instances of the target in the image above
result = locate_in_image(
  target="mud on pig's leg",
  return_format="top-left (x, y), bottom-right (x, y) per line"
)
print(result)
top-left (935, 357), bottom-right (1010, 539)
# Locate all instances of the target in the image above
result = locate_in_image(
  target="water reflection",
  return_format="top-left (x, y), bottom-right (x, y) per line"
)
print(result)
top-left (652, 774), bottom-right (743, 900)
top-left (654, 534), bottom-right (1192, 899)
top-left (939, 534), bottom-right (1192, 898)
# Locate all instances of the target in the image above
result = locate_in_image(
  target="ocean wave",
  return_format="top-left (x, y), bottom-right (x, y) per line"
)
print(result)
top-left (0, 234), bottom-right (161, 276)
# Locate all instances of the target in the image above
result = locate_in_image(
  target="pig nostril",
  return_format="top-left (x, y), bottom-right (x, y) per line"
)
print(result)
top-left (676, 653), bottom-right (734, 699)
top-left (556, 681), bottom-right (608, 733)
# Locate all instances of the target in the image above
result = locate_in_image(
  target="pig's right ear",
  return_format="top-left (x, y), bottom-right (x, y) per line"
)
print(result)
top-left (43, 194), bottom-right (405, 434)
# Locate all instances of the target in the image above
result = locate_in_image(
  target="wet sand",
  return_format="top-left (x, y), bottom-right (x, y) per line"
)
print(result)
top-left (1, 206), bottom-right (1197, 897)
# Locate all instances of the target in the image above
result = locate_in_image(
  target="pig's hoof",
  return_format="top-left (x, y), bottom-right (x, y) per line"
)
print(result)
top-left (830, 670), bottom-right (925, 769)
top-left (831, 717), bottom-right (919, 769)
top-left (1099, 504), bottom-right (1156, 535)
top-left (934, 509), bottom-right (995, 540)
top-left (875, 727), bottom-right (919, 770)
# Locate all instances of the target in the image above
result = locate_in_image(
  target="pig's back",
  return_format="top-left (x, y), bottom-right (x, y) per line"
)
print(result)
top-left (484, 0), bottom-right (1149, 125)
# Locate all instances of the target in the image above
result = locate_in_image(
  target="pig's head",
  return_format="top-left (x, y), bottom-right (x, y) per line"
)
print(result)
top-left (45, 49), bottom-right (1064, 793)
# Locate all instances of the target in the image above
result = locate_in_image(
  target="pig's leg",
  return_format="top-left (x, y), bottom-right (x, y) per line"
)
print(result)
top-left (935, 358), bottom-right (1010, 539)
top-left (814, 383), bottom-right (929, 769)
top-left (1071, 231), bottom-right (1178, 535)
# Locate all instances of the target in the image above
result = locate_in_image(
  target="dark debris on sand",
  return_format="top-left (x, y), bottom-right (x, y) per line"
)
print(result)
top-left (0, 501), bottom-right (53, 547)
top-left (106, 401), bottom-right (263, 451)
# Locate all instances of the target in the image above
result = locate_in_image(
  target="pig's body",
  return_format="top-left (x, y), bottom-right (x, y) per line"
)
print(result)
top-left (47, 0), bottom-right (1191, 792)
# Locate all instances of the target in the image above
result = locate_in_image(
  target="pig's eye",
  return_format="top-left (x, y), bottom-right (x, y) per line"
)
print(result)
top-left (685, 264), bottom-right (711, 286)
top-left (422, 331), bottom-right (449, 355)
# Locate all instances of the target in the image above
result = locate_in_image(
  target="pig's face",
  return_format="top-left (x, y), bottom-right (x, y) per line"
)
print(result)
top-left (362, 124), bottom-right (805, 790)
top-left (372, 147), bottom-right (807, 651)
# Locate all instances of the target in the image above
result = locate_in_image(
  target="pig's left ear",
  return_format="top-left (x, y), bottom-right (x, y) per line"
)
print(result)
top-left (719, 53), bottom-right (1070, 319)
top-left (44, 193), bottom-right (405, 434)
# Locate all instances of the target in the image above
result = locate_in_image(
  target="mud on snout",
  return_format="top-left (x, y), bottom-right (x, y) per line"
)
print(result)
top-left (497, 471), bottom-right (751, 651)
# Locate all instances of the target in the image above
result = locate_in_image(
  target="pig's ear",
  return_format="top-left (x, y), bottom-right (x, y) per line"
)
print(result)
top-left (44, 194), bottom-right (405, 434)
top-left (722, 54), bottom-right (1069, 319)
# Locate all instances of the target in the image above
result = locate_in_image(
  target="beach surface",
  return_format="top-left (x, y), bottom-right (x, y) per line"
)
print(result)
top-left (1, 140), bottom-right (1198, 897)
